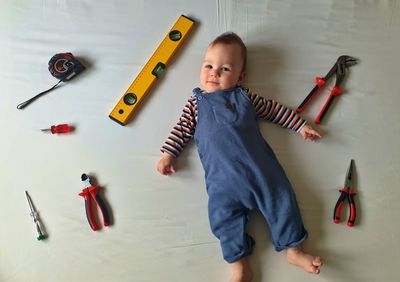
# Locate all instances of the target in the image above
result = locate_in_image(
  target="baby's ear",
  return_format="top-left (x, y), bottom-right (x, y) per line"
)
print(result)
top-left (238, 71), bottom-right (246, 85)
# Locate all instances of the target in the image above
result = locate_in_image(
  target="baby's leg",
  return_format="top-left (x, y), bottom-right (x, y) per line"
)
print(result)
top-left (286, 246), bottom-right (323, 274)
top-left (229, 257), bottom-right (253, 282)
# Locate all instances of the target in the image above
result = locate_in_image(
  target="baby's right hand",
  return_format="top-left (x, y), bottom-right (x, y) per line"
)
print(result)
top-left (156, 153), bottom-right (177, 175)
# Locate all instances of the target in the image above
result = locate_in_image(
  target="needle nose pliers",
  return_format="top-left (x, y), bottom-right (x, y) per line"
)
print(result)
top-left (333, 159), bottom-right (356, 227)
top-left (296, 55), bottom-right (358, 124)
top-left (79, 173), bottom-right (111, 231)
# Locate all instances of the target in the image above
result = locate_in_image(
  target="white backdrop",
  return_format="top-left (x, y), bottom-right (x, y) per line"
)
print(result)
top-left (1, 1), bottom-right (399, 281)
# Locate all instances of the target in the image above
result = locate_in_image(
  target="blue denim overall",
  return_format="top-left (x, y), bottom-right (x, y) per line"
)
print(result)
top-left (193, 87), bottom-right (307, 263)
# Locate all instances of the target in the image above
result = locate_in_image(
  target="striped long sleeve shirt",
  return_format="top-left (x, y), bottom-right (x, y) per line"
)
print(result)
top-left (161, 88), bottom-right (306, 157)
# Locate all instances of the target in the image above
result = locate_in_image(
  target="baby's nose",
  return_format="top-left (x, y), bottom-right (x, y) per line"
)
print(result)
top-left (210, 69), bottom-right (220, 77)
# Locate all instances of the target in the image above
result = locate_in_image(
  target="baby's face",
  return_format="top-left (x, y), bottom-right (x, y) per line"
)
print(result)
top-left (200, 43), bottom-right (245, 93)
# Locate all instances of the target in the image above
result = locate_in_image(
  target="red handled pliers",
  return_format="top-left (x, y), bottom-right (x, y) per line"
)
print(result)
top-left (79, 174), bottom-right (111, 231)
top-left (296, 55), bottom-right (358, 124)
top-left (333, 159), bottom-right (356, 227)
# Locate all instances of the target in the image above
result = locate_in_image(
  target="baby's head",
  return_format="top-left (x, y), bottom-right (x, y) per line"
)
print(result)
top-left (200, 32), bottom-right (247, 93)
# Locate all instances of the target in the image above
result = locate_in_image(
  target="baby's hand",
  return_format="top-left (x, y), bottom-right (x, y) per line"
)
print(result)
top-left (300, 124), bottom-right (322, 141)
top-left (156, 153), bottom-right (177, 175)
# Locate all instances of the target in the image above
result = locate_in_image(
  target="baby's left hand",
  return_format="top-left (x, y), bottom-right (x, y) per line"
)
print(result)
top-left (300, 124), bottom-right (322, 141)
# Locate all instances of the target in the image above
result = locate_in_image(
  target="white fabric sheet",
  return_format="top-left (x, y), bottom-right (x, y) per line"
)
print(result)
top-left (1, 0), bottom-right (399, 281)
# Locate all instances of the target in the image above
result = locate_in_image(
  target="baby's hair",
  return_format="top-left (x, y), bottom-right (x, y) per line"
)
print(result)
top-left (210, 32), bottom-right (247, 72)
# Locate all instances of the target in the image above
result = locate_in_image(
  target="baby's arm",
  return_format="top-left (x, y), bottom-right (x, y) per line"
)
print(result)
top-left (299, 124), bottom-right (322, 141)
top-left (245, 88), bottom-right (306, 132)
top-left (156, 96), bottom-right (197, 175)
top-left (245, 88), bottom-right (321, 141)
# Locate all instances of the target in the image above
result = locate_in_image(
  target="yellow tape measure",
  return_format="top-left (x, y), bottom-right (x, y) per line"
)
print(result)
top-left (109, 15), bottom-right (195, 125)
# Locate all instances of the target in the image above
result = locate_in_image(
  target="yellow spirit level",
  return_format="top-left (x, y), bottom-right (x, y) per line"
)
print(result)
top-left (109, 15), bottom-right (195, 125)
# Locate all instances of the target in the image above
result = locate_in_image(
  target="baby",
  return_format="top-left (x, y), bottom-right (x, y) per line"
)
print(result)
top-left (157, 32), bottom-right (323, 282)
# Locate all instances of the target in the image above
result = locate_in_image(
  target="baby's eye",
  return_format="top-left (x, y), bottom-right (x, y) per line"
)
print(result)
top-left (204, 64), bottom-right (213, 69)
top-left (221, 67), bottom-right (231, 72)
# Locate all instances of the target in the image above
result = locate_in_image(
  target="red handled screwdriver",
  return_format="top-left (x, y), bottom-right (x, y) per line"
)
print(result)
top-left (41, 124), bottom-right (74, 134)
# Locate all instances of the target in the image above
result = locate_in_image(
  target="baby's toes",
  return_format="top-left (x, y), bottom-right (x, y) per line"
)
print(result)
top-left (313, 256), bottom-right (323, 266)
top-left (312, 257), bottom-right (323, 274)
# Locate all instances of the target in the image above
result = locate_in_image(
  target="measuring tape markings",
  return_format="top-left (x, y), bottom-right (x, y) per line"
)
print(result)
top-left (109, 15), bottom-right (195, 125)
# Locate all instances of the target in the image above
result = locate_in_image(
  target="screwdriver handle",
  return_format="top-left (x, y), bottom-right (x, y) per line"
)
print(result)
top-left (41, 124), bottom-right (73, 134)
top-left (51, 124), bottom-right (71, 134)
top-left (34, 219), bottom-right (46, 240)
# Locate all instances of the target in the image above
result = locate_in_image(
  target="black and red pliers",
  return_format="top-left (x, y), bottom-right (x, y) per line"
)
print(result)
top-left (333, 159), bottom-right (356, 227)
top-left (79, 173), bottom-right (111, 231)
top-left (296, 55), bottom-right (358, 124)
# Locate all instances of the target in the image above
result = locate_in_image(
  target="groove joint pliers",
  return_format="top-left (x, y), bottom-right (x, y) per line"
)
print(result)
top-left (297, 55), bottom-right (358, 124)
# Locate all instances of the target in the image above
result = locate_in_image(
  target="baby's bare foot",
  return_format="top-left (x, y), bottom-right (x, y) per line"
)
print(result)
top-left (287, 247), bottom-right (323, 274)
top-left (229, 258), bottom-right (254, 282)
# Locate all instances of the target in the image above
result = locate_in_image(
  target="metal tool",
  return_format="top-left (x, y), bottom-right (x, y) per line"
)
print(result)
top-left (25, 191), bottom-right (46, 240)
top-left (296, 55), bottom-right (358, 124)
top-left (79, 174), bottom-right (111, 231)
top-left (333, 159), bottom-right (357, 227)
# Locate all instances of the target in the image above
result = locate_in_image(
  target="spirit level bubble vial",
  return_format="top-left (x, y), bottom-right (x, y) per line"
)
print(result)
top-left (109, 15), bottom-right (195, 125)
